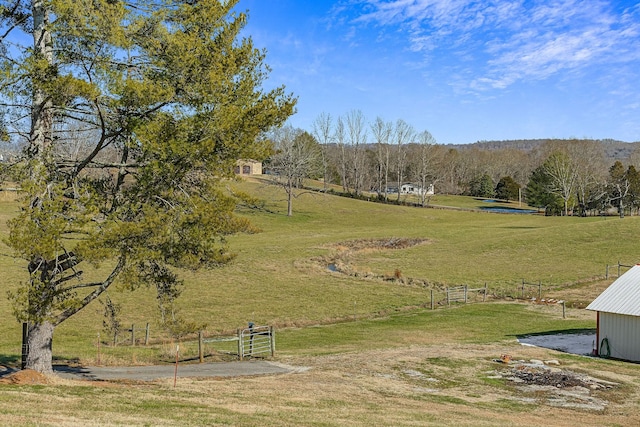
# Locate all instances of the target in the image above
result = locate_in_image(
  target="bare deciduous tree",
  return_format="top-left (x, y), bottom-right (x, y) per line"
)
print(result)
top-left (346, 110), bottom-right (368, 196)
top-left (568, 140), bottom-right (606, 216)
top-left (543, 151), bottom-right (578, 216)
top-left (413, 130), bottom-right (437, 206)
top-left (333, 117), bottom-right (349, 193)
top-left (370, 116), bottom-right (393, 200)
top-left (394, 119), bottom-right (414, 201)
top-left (312, 112), bottom-right (333, 192)
top-left (269, 126), bottom-right (320, 216)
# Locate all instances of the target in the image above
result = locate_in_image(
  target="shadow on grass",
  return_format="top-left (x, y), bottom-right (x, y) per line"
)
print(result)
top-left (0, 354), bottom-right (20, 378)
top-left (0, 354), bottom-right (20, 367)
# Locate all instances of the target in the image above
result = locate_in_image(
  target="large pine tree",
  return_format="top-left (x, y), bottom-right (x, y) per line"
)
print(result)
top-left (0, 0), bottom-right (295, 373)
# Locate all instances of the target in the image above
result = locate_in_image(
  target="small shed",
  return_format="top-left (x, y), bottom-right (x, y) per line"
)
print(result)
top-left (586, 264), bottom-right (640, 361)
top-left (234, 159), bottom-right (262, 175)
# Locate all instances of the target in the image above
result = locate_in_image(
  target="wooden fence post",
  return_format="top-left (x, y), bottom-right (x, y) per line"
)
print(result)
top-left (270, 326), bottom-right (275, 357)
top-left (145, 323), bottom-right (150, 346)
top-left (606, 264), bottom-right (609, 280)
top-left (538, 281), bottom-right (542, 300)
top-left (618, 261), bottom-right (621, 277)
top-left (430, 289), bottom-right (434, 310)
top-left (483, 283), bottom-right (487, 302)
top-left (198, 331), bottom-right (204, 363)
top-left (131, 324), bottom-right (135, 346)
top-left (521, 279), bottom-right (525, 298)
top-left (237, 329), bottom-right (243, 360)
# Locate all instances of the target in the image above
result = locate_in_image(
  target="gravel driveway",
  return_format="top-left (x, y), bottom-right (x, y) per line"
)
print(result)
top-left (53, 360), bottom-right (294, 382)
top-left (518, 332), bottom-right (597, 356)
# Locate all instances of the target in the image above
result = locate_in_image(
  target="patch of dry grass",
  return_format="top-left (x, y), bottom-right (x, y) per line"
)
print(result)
top-left (2, 343), bottom-right (640, 426)
top-left (2, 178), bottom-right (640, 425)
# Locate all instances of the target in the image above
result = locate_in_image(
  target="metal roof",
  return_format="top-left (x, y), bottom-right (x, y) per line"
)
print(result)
top-left (586, 265), bottom-right (640, 316)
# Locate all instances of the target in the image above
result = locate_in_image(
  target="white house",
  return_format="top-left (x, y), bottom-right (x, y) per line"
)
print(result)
top-left (398, 183), bottom-right (435, 196)
top-left (586, 264), bottom-right (640, 361)
top-left (400, 183), bottom-right (416, 194)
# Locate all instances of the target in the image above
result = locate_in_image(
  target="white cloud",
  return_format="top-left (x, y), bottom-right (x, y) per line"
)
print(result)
top-left (347, 0), bottom-right (640, 91)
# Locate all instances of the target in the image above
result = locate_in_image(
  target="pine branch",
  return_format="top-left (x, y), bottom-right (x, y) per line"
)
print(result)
top-left (54, 255), bottom-right (126, 326)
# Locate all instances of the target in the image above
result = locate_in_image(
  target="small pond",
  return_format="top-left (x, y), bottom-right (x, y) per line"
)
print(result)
top-left (480, 206), bottom-right (538, 214)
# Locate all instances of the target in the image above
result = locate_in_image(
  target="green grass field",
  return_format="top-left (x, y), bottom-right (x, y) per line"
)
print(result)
top-left (0, 177), bottom-right (634, 362)
top-left (2, 177), bottom-right (640, 426)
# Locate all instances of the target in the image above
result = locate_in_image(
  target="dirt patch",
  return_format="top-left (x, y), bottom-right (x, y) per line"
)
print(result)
top-left (0, 369), bottom-right (52, 385)
top-left (317, 237), bottom-right (433, 286)
top-left (491, 361), bottom-right (617, 411)
top-left (506, 364), bottom-right (613, 389)
top-left (331, 237), bottom-right (430, 252)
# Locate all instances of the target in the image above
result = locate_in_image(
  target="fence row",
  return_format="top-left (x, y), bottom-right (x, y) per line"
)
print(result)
top-left (107, 323), bottom-right (151, 347)
top-left (97, 323), bottom-right (275, 360)
top-left (19, 323), bottom-right (276, 368)
top-left (605, 261), bottom-right (635, 279)
top-left (26, 261), bottom-right (626, 367)
top-left (443, 284), bottom-right (488, 305)
top-left (438, 260), bottom-right (635, 308)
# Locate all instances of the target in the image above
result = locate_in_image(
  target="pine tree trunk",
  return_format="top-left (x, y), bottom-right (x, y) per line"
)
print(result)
top-left (31, 0), bottom-right (54, 154)
top-left (23, 1), bottom-right (55, 377)
top-left (25, 322), bottom-right (54, 374)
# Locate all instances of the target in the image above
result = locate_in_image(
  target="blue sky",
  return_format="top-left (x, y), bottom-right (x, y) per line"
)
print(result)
top-left (238, 0), bottom-right (640, 145)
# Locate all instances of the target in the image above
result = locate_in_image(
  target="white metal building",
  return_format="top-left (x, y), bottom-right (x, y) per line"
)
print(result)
top-left (586, 264), bottom-right (640, 361)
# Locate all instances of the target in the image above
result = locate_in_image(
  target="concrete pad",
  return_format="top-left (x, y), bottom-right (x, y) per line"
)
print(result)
top-left (518, 332), bottom-right (596, 356)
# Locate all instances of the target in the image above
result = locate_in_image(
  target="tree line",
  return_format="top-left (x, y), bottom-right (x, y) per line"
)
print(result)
top-left (267, 111), bottom-right (640, 217)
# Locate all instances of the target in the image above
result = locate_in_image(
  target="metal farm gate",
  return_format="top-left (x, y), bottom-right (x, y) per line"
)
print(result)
top-left (446, 284), bottom-right (488, 305)
top-left (239, 324), bottom-right (275, 360)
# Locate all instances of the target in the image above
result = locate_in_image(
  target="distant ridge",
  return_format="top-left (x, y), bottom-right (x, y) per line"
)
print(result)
top-left (445, 139), bottom-right (640, 161)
